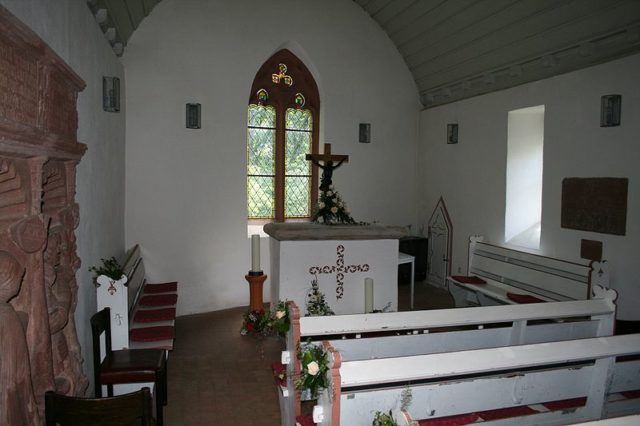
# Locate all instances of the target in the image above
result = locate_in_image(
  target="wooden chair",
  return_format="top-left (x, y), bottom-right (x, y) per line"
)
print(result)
top-left (45, 387), bottom-right (154, 425)
top-left (91, 308), bottom-right (167, 426)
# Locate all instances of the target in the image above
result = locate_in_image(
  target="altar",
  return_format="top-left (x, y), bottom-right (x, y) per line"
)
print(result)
top-left (264, 223), bottom-right (408, 315)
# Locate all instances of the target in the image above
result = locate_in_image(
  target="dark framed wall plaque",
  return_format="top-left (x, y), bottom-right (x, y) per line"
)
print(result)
top-left (561, 177), bottom-right (628, 235)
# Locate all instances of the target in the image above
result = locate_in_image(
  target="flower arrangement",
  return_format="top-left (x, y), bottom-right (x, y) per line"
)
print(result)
top-left (240, 300), bottom-right (290, 336)
top-left (271, 362), bottom-right (287, 387)
top-left (305, 278), bottom-right (334, 317)
top-left (240, 309), bottom-right (271, 336)
top-left (270, 300), bottom-right (290, 336)
top-left (372, 411), bottom-right (397, 426)
top-left (89, 257), bottom-right (124, 280)
top-left (296, 342), bottom-right (330, 398)
top-left (372, 388), bottom-right (413, 426)
top-left (312, 185), bottom-right (356, 225)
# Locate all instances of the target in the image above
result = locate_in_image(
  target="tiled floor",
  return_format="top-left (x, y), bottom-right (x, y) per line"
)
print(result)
top-left (164, 281), bottom-right (454, 425)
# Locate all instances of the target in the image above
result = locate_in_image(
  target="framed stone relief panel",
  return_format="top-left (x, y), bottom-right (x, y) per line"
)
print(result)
top-left (0, 6), bottom-right (87, 424)
top-left (561, 177), bottom-right (628, 236)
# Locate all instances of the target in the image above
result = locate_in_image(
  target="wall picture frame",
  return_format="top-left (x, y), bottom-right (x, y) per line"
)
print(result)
top-left (600, 94), bottom-right (621, 127)
top-left (359, 123), bottom-right (371, 143)
top-left (447, 123), bottom-right (458, 144)
top-left (102, 76), bottom-right (120, 112)
top-left (186, 103), bottom-right (201, 129)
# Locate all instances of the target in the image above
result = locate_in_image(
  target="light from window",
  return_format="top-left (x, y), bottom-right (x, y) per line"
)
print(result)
top-left (247, 104), bottom-right (276, 219)
top-left (505, 105), bottom-right (544, 249)
top-left (285, 108), bottom-right (312, 217)
top-left (246, 49), bottom-right (319, 223)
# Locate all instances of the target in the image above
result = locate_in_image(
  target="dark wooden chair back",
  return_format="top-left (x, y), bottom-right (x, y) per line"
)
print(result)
top-left (45, 387), bottom-right (153, 425)
top-left (91, 307), bottom-right (113, 393)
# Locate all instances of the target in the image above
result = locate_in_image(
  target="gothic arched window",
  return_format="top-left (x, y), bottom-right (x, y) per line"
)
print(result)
top-left (247, 49), bottom-right (319, 222)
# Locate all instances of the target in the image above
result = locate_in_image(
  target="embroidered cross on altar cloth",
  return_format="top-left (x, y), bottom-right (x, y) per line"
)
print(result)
top-left (309, 245), bottom-right (369, 299)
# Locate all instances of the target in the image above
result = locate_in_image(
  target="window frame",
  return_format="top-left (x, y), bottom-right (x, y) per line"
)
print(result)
top-left (247, 49), bottom-right (319, 223)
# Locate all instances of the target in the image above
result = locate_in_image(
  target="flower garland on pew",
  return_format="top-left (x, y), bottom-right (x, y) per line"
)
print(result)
top-left (373, 411), bottom-right (397, 426)
top-left (295, 341), bottom-right (330, 399)
top-left (372, 388), bottom-right (414, 426)
top-left (240, 300), bottom-right (290, 337)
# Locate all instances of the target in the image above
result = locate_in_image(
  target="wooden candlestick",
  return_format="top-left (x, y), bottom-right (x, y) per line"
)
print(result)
top-left (245, 273), bottom-right (267, 312)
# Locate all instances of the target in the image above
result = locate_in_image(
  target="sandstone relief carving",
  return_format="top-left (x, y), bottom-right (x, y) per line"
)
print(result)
top-left (0, 6), bottom-right (88, 423)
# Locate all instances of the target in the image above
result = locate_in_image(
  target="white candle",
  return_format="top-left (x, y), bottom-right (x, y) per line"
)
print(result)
top-left (364, 277), bottom-right (374, 313)
top-left (251, 234), bottom-right (260, 272)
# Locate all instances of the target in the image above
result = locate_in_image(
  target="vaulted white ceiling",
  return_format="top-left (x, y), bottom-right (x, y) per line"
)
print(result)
top-left (87, 0), bottom-right (640, 108)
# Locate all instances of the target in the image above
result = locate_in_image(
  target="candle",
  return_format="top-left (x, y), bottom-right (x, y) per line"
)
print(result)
top-left (364, 277), bottom-right (374, 313)
top-left (251, 234), bottom-right (260, 272)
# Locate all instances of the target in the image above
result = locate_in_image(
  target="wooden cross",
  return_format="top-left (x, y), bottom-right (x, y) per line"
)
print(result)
top-left (309, 245), bottom-right (369, 299)
top-left (306, 143), bottom-right (349, 190)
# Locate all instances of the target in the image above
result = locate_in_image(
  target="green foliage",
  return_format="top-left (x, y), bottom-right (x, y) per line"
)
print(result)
top-left (240, 309), bottom-right (271, 336)
top-left (372, 410), bottom-right (397, 426)
top-left (89, 257), bottom-right (124, 280)
top-left (305, 278), bottom-right (334, 316)
top-left (240, 300), bottom-right (290, 337)
top-left (270, 300), bottom-right (290, 336)
top-left (295, 342), bottom-right (330, 398)
top-left (311, 185), bottom-right (356, 225)
top-left (400, 387), bottom-right (412, 411)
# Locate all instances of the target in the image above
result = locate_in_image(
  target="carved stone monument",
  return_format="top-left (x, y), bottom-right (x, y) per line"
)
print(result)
top-left (0, 6), bottom-right (88, 423)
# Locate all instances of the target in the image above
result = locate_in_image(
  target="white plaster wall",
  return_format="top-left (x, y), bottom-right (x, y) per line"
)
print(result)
top-left (1, 0), bottom-right (126, 391)
top-left (123, 0), bottom-right (420, 315)
top-left (419, 53), bottom-right (640, 320)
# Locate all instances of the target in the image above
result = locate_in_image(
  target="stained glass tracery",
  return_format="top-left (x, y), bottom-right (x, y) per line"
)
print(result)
top-left (256, 88), bottom-right (269, 104)
top-left (272, 63), bottom-right (293, 86)
top-left (247, 50), bottom-right (318, 222)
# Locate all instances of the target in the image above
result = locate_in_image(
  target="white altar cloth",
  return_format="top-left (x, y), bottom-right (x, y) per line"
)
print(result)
top-left (265, 223), bottom-right (407, 315)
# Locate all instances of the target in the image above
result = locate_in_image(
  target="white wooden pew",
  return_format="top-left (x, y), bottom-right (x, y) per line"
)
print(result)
top-left (278, 287), bottom-right (617, 425)
top-left (447, 236), bottom-right (609, 307)
top-left (313, 334), bottom-right (640, 426)
top-left (96, 244), bottom-right (177, 351)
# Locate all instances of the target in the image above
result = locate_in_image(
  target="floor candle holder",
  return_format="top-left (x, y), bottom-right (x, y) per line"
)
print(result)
top-left (245, 271), bottom-right (267, 312)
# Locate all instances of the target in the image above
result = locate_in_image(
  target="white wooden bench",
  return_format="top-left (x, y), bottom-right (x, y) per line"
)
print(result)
top-left (313, 334), bottom-right (640, 425)
top-left (277, 286), bottom-right (617, 426)
top-left (447, 235), bottom-right (610, 307)
top-left (96, 244), bottom-right (177, 351)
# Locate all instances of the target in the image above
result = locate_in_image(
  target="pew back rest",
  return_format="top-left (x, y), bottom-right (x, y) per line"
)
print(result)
top-left (315, 334), bottom-right (640, 426)
top-left (288, 287), bottom-right (616, 348)
top-left (122, 244), bottom-right (146, 317)
top-left (96, 244), bottom-right (177, 352)
top-left (447, 236), bottom-right (610, 307)
top-left (468, 236), bottom-right (597, 301)
top-left (282, 291), bottom-right (617, 423)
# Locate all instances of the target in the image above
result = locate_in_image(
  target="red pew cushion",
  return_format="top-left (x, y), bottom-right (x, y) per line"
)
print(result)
top-left (133, 308), bottom-right (176, 323)
top-left (507, 292), bottom-right (545, 304)
top-left (451, 275), bottom-right (486, 285)
top-left (144, 282), bottom-right (178, 293)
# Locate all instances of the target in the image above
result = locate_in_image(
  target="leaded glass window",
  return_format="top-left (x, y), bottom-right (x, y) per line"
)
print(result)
top-left (247, 104), bottom-right (276, 219)
top-left (285, 108), bottom-right (312, 217)
top-left (246, 49), bottom-right (319, 222)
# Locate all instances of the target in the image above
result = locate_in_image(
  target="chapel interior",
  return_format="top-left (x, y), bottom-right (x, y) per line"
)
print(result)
top-left (1, 0), bottom-right (640, 425)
